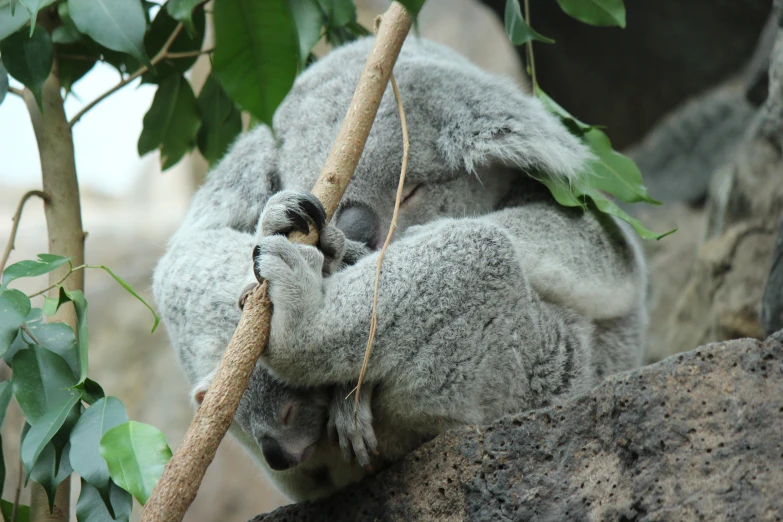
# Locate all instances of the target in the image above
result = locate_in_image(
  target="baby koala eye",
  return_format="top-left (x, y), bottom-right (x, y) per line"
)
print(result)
top-left (280, 402), bottom-right (296, 427)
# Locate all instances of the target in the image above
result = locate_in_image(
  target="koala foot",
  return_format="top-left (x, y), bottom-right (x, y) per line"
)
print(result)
top-left (259, 191), bottom-right (346, 275)
top-left (328, 383), bottom-right (378, 468)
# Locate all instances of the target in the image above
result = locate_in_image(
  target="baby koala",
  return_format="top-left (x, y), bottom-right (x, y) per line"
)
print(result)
top-left (192, 366), bottom-right (379, 471)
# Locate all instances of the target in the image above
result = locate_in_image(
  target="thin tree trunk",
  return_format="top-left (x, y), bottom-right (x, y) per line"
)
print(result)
top-left (23, 63), bottom-right (85, 522)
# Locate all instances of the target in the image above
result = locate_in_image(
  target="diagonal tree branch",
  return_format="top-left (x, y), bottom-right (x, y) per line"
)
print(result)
top-left (139, 3), bottom-right (415, 521)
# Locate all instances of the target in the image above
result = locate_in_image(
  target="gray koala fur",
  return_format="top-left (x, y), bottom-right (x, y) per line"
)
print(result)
top-left (153, 37), bottom-right (648, 501)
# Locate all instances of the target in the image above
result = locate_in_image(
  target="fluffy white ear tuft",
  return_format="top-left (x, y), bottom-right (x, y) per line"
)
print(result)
top-left (436, 76), bottom-right (593, 185)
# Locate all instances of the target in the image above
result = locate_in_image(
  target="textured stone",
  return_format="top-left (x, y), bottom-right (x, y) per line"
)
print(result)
top-left (250, 334), bottom-right (783, 522)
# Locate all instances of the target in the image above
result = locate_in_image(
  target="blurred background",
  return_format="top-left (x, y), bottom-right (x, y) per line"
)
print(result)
top-left (0, 0), bottom-right (777, 520)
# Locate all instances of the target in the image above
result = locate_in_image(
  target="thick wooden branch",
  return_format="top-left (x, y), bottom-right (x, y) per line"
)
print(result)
top-left (139, 4), bottom-right (414, 521)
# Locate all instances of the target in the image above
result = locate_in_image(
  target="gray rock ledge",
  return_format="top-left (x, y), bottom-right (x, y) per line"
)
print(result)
top-left (251, 333), bottom-right (783, 522)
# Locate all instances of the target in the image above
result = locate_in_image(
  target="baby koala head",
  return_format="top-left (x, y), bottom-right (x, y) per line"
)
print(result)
top-left (193, 364), bottom-right (330, 471)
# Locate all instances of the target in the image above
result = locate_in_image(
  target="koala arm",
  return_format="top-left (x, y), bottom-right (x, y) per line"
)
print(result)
top-left (257, 200), bottom-right (645, 424)
top-left (152, 127), bottom-right (279, 385)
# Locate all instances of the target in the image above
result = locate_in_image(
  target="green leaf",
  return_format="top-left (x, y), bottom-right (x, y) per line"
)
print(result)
top-left (0, 381), bottom-right (9, 495)
top-left (68, 0), bottom-right (152, 68)
top-left (57, 43), bottom-right (98, 93)
top-left (80, 378), bottom-right (105, 406)
top-left (14, 308), bottom-right (78, 378)
top-left (0, 499), bottom-right (30, 522)
top-left (0, 381), bottom-right (12, 427)
top-left (0, 0), bottom-right (29, 41)
top-left (138, 74), bottom-right (201, 170)
top-left (196, 74), bottom-right (241, 165)
top-left (51, 25), bottom-right (82, 44)
top-left (394, 0), bottom-right (425, 19)
top-left (17, 0), bottom-right (55, 33)
top-left (94, 265), bottom-right (159, 333)
top-left (504, 0), bottom-right (553, 45)
top-left (41, 286), bottom-right (69, 318)
top-left (11, 345), bottom-right (77, 424)
top-left (100, 421), bottom-right (172, 505)
top-left (555, 0), bottom-right (626, 28)
top-left (0, 59), bottom-right (8, 106)
top-left (535, 176), bottom-right (674, 240)
top-left (582, 128), bottom-right (661, 205)
top-left (212, 0), bottom-right (298, 126)
top-left (536, 87), bottom-right (592, 136)
top-left (70, 397), bottom-right (128, 495)
top-left (28, 441), bottom-right (73, 513)
top-left (0, 26), bottom-right (52, 111)
top-left (76, 479), bottom-right (132, 522)
top-left (165, 0), bottom-right (202, 36)
top-left (1, 254), bottom-right (71, 289)
top-left (20, 391), bottom-right (81, 473)
top-left (288, 0), bottom-right (323, 65)
top-left (62, 289), bottom-right (88, 383)
top-left (318, 0), bottom-right (354, 27)
top-left (0, 288), bottom-right (30, 357)
top-left (582, 187), bottom-right (676, 240)
top-left (141, 5), bottom-right (205, 84)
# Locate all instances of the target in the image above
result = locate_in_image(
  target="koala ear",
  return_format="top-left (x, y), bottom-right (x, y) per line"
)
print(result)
top-left (191, 370), bottom-right (216, 407)
top-left (436, 78), bottom-right (592, 185)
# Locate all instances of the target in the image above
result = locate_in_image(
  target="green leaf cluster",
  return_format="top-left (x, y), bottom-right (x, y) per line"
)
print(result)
top-left (501, 1), bottom-right (673, 240)
top-left (0, 255), bottom-right (169, 520)
top-left (535, 89), bottom-right (675, 240)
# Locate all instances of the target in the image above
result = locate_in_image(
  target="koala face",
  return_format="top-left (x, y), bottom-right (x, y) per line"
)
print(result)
top-left (333, 165), bottom-right (517, 249)
top-left (234, 366), bottom-right (330, 471)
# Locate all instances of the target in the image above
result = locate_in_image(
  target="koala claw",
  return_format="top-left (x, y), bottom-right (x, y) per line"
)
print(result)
top-left (260, 191), bottom-right (326, 237)
top-left (328, 384), bottom-right (378, 467)
top-left (258, 191), bottom-right (347, 277)
top-left (238, 282), bottom-right (257, 309)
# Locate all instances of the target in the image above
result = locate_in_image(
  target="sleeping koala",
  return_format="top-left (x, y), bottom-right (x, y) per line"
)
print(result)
top-left (154, 37), bottom-right (648, 501)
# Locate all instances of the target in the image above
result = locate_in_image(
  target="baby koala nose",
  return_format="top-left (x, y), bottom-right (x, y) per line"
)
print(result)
top-left (260, 436), bottom-right (296, 471)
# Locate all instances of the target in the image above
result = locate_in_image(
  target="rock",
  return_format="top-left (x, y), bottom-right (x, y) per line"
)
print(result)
top-left (762, 217), bottom-right (783, 335)
top-left (666, 221), bottom-right (775, 355)
top-left (250, 334), bottom-right (783, 522)
top-left (626, 86), bottom-right (755, 205)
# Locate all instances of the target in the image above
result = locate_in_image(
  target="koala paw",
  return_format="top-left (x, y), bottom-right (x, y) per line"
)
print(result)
top-left (259, 191), bottom-right (346, 275)
top-left (328, 383), bottom-right (378, 468)
top-left (253, 235), bottom-right (324, 320)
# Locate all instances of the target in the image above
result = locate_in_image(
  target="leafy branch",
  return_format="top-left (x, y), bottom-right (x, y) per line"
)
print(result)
top-left (68, 22), bottom-right (186, 128)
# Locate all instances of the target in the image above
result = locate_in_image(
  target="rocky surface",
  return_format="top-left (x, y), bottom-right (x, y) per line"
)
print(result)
top-left (251, 334), bottom-right (783, 522)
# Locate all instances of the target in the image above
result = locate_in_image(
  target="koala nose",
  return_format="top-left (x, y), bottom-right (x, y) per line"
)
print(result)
top-left (335, 203), bottom-right (379, 250)
top-left (260, 436), bottom-right (295, 471)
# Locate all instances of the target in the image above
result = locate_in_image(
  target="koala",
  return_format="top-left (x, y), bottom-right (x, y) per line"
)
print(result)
top-left (153, 37), bottom-right (648, 501)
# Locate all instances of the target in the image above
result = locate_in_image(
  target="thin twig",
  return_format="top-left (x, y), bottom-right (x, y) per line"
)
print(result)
top-left (8, 86), bottom-right (24, 97)
top-left (57, 53), bottom-right (101, 62)
top-left (68, 23), bottom-right (185, 127)
top-left (27, 263), bottom-right (88, 297)
top-left (1, 190), bottom-right (48, 273)
top-left (165, 48), bottom-right (214, 59)
top-left (20, 323), bottom-right (41, 345)
top-left (523, 0), bottom-right (538, 91)
top-left (354, 71), bottom-right (409, 422)
top-left (11, 459), bottom-right (22, 522)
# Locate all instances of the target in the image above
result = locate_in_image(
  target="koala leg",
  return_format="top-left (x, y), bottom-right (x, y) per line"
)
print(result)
top-left (328, 383), bottom-right (378, 467)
